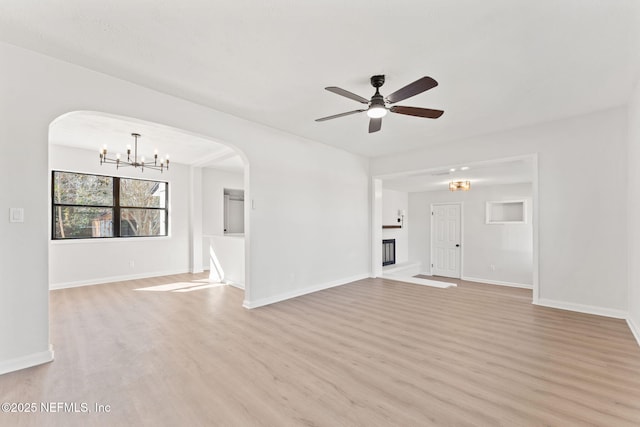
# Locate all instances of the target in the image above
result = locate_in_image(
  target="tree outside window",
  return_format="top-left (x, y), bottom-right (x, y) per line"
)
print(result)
top-left (52, 171), bottom-right (168, 239)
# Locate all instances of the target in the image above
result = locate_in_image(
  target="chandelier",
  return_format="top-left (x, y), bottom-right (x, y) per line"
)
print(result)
top-left (449, 181), bottom-right (470, 191)
top-left (99, 133), bottom-right (169, 172)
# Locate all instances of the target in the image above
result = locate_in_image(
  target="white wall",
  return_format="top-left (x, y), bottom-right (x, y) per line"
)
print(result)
top-left (372, 108), bottom-right (628, 317)
top-left (381, 189), bottom-right (408, 265)
top-left (628, 78), bottom-right (640, 342)
top-left (209, 235), bottom-right (245, 287)
top-left (0, 42), bottom-right (370, 374)
top-left (48, 145), bottom-right (192, 287)
top-left (190, 167), bottom-right (203, 273)
top-left (409, 183), bottom-right (533, 286)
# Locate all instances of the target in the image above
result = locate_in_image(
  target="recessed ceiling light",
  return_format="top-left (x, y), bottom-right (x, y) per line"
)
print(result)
top-left (461, 166), bottom-right (469, 171)
top-left (449, 168), bottom-right (456, 172)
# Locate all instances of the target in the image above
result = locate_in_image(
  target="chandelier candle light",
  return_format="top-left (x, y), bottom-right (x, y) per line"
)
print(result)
top-left (99, 133), bottom-right (169, 173)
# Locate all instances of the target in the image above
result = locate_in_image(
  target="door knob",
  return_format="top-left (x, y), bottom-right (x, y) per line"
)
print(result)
top-left (455, 244), bottom-right (460, 247)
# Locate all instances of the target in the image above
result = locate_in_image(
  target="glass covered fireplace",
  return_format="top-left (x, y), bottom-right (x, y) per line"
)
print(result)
top-left (382, 239), bottom-right (396, 266)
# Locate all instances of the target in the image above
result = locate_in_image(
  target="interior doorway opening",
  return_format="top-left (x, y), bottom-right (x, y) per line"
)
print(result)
top-left (48, 110), bottom-right (251, 301)
top-left (372, 154), bottom-right (538, 302)
top-left (224, 188), bottom-right (245, 234)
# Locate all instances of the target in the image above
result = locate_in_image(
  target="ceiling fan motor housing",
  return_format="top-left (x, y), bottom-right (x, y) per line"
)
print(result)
top-left (370, 75), bottom-right (385, 88)
top-left (369, 75), bottom-right (386, 109)
top-left (369, 94), bottom-right (386, 108)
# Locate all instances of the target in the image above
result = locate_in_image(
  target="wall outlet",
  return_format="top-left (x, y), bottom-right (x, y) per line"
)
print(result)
top-left (490, 264), bottom-right (496, 271)
top-left (9, 208), bottom-right (24, 223)
top-left (129, 260), bottom-right (135, 268)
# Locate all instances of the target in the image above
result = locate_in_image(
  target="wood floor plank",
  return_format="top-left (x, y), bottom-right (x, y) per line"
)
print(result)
top-left (0, 274), bottom-right (639, 426)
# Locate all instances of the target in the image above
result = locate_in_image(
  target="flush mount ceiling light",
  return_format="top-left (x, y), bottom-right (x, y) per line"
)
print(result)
top-left (449, 181), bottom-right (471, 191)
top-left (99, 133), bottom-right (169, 173)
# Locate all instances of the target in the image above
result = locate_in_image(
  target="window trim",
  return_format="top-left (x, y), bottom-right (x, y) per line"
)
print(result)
top-left (51, 170), bottom-right (169, 240)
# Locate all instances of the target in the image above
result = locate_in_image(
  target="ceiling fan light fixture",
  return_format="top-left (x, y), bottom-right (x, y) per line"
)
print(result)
top-left (367, 105), bottom-right (387, 118)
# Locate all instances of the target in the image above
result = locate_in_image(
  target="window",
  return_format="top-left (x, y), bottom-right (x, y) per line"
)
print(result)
top-left (52, 171), bottom-right (168, 239)
top-left (485, 200), bottom-right (526, 224)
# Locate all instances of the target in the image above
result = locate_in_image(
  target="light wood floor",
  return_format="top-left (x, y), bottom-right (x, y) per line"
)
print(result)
top-left (1, 274), bottom-right (640, 426)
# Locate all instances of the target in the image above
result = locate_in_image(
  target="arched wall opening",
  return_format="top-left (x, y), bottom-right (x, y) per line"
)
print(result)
top-left (47, 111), bottom-right (252, 300)
top-left (1, 42), bottom-right (371, 375)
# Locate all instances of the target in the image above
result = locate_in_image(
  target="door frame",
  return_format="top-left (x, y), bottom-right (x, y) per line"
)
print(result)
top-left (430, 202), bottom-right (464, 279)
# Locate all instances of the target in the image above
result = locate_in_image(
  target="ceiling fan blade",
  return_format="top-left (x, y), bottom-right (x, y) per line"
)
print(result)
top-left (386, 77), bottom-right (438, 104)
top-left (390, 106), bottom-right (444, 119)
top-left (325, 87), bottom-right (369, 104)
top-left (369, 118), bottom-right (382, 133)
top-left (315, 109), bottom-right (366, 122)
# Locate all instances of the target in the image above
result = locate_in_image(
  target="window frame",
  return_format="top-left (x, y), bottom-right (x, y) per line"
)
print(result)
top-left (51, 170), bottom-right (169, 240)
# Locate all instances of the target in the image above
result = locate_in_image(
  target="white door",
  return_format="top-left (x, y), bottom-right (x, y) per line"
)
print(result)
top-left (431, 204), bottom-right (461, 278)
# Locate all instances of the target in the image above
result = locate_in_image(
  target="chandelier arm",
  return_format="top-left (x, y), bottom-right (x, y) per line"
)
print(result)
top-left (99, 132), bottom-right (168, 173)
top-left (134, 135), bottom-right (138, 165)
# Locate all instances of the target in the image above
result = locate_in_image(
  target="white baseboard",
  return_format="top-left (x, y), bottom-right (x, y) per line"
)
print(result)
top-left (50, 269), bottom-right (190, 290)
top-left (225, 280), bottom-right (245, 290)
top-left (0, 345), bottom-right (54, 376)
top-left (535, 298), bottom-right (627, 319)
top-left (243, 273), bottom-right (369, 309)
top-left (461, 276), bottom-right (533, 289)
top-left (628, 316), bottom-right (640, 347)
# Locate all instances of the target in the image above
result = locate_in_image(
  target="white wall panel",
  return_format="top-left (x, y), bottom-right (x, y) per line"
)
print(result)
top-left (627, 77), bottom-right (640, 338)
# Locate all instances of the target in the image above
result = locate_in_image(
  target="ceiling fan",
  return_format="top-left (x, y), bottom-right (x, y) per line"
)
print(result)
top-left (315, 75), bottom-right (444, 133)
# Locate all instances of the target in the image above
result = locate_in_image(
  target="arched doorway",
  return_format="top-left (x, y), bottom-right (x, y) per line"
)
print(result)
top-left (48, 111), bottom-right (251, 300)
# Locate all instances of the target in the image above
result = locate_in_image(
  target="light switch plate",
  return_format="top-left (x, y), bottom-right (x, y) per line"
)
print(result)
top-left (10, 208), bottom-right (24, 223)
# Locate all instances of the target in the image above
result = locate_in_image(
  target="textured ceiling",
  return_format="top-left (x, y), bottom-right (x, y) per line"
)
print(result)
top-left (2, 0), bottom-right (639, 157)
